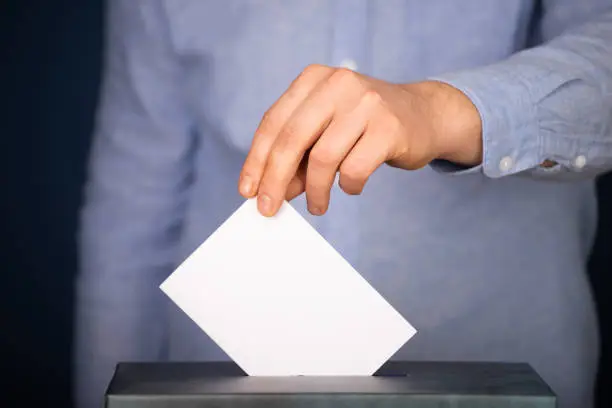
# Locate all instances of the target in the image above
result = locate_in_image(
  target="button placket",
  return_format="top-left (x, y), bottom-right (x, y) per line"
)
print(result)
top-left (340, 58), bottom-right (358, 71)
top-left (331, 0), bottom-right (368, 73)
top-left (323, 0), bottom-right (370, 265)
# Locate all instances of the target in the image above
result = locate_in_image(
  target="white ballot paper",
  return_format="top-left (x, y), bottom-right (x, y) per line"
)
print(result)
top-left (160, 198), bottom-right (416, 376)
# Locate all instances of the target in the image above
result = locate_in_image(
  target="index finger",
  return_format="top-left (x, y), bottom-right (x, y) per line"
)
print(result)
top-left (239, 64), bottom-right (333, 198)
top-left (257, 68), bottom-right (365, 217)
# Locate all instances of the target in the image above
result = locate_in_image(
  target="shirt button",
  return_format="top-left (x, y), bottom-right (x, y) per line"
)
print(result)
top-left (573, 155), bottom-right (586, 169)
top-left (499, 156), bottom-right (513, 173)
top-left (339, 58), bottom-right (358, 71)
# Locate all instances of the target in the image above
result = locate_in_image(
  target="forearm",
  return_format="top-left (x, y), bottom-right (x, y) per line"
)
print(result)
top-left (430, 9), bottom-right (612, 180)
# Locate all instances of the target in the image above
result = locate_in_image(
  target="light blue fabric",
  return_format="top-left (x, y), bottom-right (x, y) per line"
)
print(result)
top-left (75, 1), bottom-right (612, 407)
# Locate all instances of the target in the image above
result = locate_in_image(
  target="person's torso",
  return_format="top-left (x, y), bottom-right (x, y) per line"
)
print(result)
top-left (160, 2), bottom-right (599, 404)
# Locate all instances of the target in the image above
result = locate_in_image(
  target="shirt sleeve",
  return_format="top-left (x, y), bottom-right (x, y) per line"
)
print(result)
top-left (74, 1), bottom-right (195, 407)
top-left (429, 0), bottom-right (612, 181)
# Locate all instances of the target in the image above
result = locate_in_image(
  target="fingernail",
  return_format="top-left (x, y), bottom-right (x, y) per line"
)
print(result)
top-left (309, 206), bottom-right (323, 216)
top-left (240, 176), bottom-right (253, 196)
top-left (258, 194), bottom-right (273, 216)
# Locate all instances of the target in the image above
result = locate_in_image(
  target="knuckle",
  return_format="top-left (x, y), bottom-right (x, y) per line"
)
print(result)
top-left (302, 64), bottom-right (326, 78)
top-left (305, 179), bottom-right (325, 196)
top-left (242, 154), bottom-right (263, 173)
top-left (362, 90), bottom-right (383, 106)
top-left (261, 107), bottom-right (274, 122)
top-left (309, 146), bottom-right (339, 168)
top-left (267, 145), bottom-right (290, 171)
top-left (339, 161), bottom-right (368, 185)
top-left (329, 68), bottom-right (356, 86)
top-left (259, 109), bottom-right (280, 133)
top-left (268, 144), bottom-right (290, 167)
top-left (332, 67), bottom-right (354, 80)
top-left (278, 122), bottom-right (302, 146)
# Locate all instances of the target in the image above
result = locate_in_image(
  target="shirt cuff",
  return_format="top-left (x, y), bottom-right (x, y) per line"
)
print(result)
top-left (427, 66), bottom-right (543, 178)
top-left (429, 159), bottom-right (482, 175)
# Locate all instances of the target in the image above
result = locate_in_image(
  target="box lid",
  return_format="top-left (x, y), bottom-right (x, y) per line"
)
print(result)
top-left (106, 361), bottom-right (555, 397)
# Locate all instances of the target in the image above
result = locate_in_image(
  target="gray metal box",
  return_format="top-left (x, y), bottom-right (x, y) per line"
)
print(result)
top-left (104, 361), bottom-right (556, 408)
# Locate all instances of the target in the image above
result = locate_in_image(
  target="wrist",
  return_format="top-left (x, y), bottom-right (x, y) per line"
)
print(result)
top-left (412, 80), bottom-right (483, 167)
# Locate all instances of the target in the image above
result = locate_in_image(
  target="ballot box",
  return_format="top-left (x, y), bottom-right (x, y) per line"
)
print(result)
top-left (104, 361), bottom-right (556, 408)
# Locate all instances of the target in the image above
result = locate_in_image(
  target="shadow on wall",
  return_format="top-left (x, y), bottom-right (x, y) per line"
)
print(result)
top-left (0, 1), bottom-right (610, 407)
top-left (1, 0), bottom-right (103, 406)
top-left (589, 175), bottom-right (612, 408)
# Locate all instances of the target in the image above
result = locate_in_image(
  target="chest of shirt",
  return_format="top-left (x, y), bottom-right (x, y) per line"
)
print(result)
top-left (165, 0), bottom-right (536, 152)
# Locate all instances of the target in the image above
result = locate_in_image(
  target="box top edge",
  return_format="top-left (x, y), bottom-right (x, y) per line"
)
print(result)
top-left (106, 361), bottom-right (555, 397)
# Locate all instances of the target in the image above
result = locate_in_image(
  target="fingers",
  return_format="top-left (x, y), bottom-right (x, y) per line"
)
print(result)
top-left (338, 97), bottom-right (399, 195)
top-left (257, 69), bottom-right (365, 216)
top-left (239, 64), bottom-right (333, 198)
top-left (256, 88), bottom-right (334, 215)
top-left (338, 128), bottom-right (389, 196)
top-left (285, 160), bottom-right (307, 201)
top-left (241, 65), bottom-right (396, 218)
top-left (303, 93), bottom-right (374, 214)
top-left (285, 176), bottom-right (306, 202)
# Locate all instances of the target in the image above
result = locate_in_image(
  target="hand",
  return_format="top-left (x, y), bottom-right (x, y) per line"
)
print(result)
top-left (238, 64), bottom-right (482, 217)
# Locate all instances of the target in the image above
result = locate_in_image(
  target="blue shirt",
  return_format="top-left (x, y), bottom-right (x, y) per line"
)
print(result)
top-left (75, 1), bottom-right (612, 407)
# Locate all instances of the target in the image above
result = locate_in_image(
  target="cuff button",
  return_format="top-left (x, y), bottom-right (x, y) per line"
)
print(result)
top-left (573, 155), bottom-right (586, 170)
top-left (499, 156), bottom-right (513, 173)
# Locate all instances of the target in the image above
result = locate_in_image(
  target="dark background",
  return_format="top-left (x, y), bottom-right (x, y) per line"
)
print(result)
top-left (1, 1), bottom-right (610, 407)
